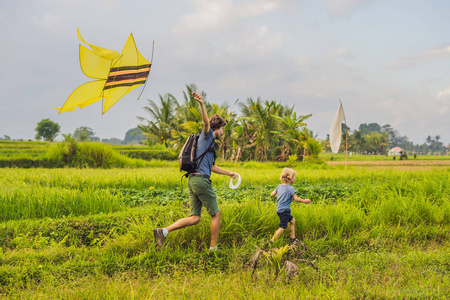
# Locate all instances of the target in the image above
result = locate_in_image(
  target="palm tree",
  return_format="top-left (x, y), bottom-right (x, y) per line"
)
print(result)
top-left (169, 84), bottom-right (208, 149)
top-left (364, 131), bottom-right (388, 154)
top-left (207, 102), bottom-right (238, 160)
top-left (134, 83), bottom-right (320, 162)
top-left (228, 117), bottom-right (255, 161)
top-left (240, 98), bottom-right (281, 161)
top-left (73, 127), bottom-right (95, 142)
top-left (271, 111), bottom-right (312, 160)
top-left (137, 93), bottom-right (179, 147)
top-left (352, 130), bottom-right (364, 154)
top-left (435, 135), bottom-right (441, 146)
top-left (305, 138), bottom-right (323, 161)
top-left (177, 84), bottom-right (205, 124)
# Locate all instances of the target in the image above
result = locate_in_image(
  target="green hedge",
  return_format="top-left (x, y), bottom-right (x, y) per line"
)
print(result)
top-left (118, 149), bottom-right (177, 161)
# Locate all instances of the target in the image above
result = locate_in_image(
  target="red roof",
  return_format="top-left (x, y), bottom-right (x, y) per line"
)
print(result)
top-left (390, 147), bottom-right (404, 151)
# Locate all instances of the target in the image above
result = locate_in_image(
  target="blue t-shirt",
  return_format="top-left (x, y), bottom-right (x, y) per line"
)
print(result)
top-left (275, 184), bottom-right (296, 213)
top-left (195, 128), bottom-right (215, 176)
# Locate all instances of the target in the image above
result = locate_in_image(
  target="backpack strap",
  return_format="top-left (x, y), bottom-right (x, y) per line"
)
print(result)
top-left (212, 144), bottom-right (217, 165)
top-left (179, 173), bottom-right (187, 197)
top-left (192, 138), bottom-right (216, 172)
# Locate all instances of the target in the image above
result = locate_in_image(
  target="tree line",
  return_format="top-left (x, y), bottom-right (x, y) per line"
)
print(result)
top-left (30, 120), bottom-right (145, 145)
top-left (137, 84), bottom-right (320, 162)
top-left (324, 122), bottom-right (449, 155)
top-left (9, 83), bottom-right (447, 159)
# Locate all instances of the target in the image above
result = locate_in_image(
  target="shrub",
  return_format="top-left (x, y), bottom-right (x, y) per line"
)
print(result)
top-left (46, 138), bottom-right (78, 167)
top-left (46, 141), bottom-right (150, 168)
top-left (118, 149), bottom-right (177, 161)
top-left (75, 143), bottom-right (115, 168)
top-left (287, 154), bottom-right (298, 166)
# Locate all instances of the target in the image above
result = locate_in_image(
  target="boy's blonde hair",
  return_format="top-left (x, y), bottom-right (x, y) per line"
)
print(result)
top-left (280, 168), bottom-right (297, 184)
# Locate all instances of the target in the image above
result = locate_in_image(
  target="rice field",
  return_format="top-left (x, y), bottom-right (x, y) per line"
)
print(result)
top-left (0, 162), bottom-right (449, 298)
top-left (0, 140), bottom-right (49, 158)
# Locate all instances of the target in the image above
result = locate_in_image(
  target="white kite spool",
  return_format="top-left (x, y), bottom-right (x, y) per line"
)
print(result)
top-left (229, 174), bottom-right (241, 189)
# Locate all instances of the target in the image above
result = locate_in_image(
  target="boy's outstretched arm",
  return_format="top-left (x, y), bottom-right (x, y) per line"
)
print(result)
top-left (293, 194), bottom-right (311, 204)
top-left (192, 92), bottom-right (210, 133)
top-left (270, 190), bottom-right (277, 197)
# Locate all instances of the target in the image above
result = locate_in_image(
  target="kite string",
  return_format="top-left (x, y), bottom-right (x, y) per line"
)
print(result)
top-left (137, 40), bottom-right (154, 101)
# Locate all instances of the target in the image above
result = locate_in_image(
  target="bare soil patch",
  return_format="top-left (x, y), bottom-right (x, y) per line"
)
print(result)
top-left (326, 160), bottom-right (450, 170)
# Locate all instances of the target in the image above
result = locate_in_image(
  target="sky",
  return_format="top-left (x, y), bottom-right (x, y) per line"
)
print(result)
top-left (1, 0), bottom-right (449, 145)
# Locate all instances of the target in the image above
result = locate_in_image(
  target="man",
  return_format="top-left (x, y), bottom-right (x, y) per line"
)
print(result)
top-left (153, 92), bottom-right (238, 251)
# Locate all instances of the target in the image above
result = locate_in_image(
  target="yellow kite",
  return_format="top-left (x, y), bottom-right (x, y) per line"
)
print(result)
top-left (56, 29), bottom-right (152, 114)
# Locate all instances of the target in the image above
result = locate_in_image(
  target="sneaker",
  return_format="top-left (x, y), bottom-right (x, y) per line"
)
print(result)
top-left (153, 228), bottom-right (166, 249)
top-left (289, 238), bottom-right (302, 245)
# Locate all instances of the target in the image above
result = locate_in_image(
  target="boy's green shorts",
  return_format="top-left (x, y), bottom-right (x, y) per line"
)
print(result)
top-left (187, 176), bottom-right (219, 216)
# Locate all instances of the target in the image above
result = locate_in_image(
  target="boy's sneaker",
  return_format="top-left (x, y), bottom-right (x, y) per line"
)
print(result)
top-left (153, 228), bottom-right (166, 249)
top-left (289, 238), bottom-right (302, 245)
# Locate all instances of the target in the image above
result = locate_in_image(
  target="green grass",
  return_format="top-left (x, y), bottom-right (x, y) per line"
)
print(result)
top-left (5, 244), bottom-right (449, 299)
top-left (0, 140), bottom-right (176, 168)
top-left (0, 163), bottom-right (449, 298)
top-left (0, 140), bottom-right (49, 158)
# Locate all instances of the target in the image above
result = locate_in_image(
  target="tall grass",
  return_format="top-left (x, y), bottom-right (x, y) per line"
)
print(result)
top-left (46, 141), bottom-right (152, 168)
top-left (1, 166), bottom-right (449, 222)
top-left (1, 164), bottom-right (449, 297)
top-left (0, 185), bottom-right (125, 221)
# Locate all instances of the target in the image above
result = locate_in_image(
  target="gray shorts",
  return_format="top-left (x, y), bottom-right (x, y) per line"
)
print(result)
top-left (187, 176), bottom-right (219, 216)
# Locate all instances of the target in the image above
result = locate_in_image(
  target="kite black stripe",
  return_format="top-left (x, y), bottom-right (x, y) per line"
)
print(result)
top-left (105, 71), bottom-right (149, 84)
top-left (103, 80), bottom-right (147, 90)
top-left (109, 64), bottom-right (151, 72)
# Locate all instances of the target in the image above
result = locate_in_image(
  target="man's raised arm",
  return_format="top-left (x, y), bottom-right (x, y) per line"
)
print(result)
top-left (192, 92), bottom-right (210, 133)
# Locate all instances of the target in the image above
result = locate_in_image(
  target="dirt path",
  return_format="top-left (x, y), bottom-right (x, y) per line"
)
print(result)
top-left (326, 160), bottom-right (450, 170)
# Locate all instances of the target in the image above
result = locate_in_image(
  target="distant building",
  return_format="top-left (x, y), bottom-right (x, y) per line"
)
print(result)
top-left (388, 146), bottom-right (404, 156)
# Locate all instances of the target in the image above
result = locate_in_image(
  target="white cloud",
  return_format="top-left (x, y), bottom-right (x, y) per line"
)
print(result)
top-left (172, 0), bottom-right (293, 36)
top-left (32, 13), bottom-right (68, 35)
top-left (437, 87), bottom-right (450, 100)
top-left (328, 47), bottom-right (354, 59)
top-left (437, 106), bottom-right (449, 116)
top-left (224, 25), bottom-right (284, 57)
top-left (101, 0), bottom-right (122, 11)
top-left (43, 0), bottom-right (90, 10)
top-left (436, 87), bottom-right (450, 115)
top-left (390, 45), bottom-right (450, 70)
top-left (172, 1), bottom-right (234, 36)
top-left (169, 0), bottom-right (289, 73)
top-left (1, 0), bottom-right (449, 145)
top-left (238, 0), bottom-right (283, 17)
top-left (325, 0), bottom-right (376, 19)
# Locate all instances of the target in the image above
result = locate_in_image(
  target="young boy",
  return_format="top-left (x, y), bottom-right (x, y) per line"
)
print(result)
top-left (153, 92), bottom-right (238, 251)
top-left (269, 168), bottom-right (311, 245)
